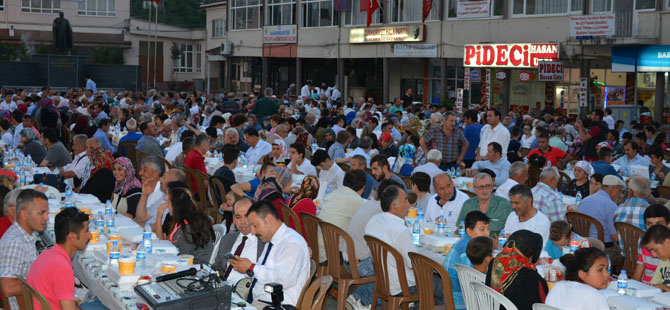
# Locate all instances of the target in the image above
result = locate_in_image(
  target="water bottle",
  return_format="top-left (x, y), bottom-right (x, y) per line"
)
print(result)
top-left (449, 168), bottom-right (455, 177)
top-left (109, 241), bottom-right (120, 265)
top-left (499, 229), bottom-right (507, 249)
top-left (417, 207), bottom-right (424, 220)
top-left (65, 184), bottom-right (73, 198)
top-left (20, 174), bottom-right (26, 187)
top-left (242, 154), bottom-right (248, 168)
top-left (575, 191), bottom-right (582, 208)
top-left (456, 167), bottom-right (461, 177)
top-left (617, 270), bottom-right (628, 295)
top-left (570, 238), bottom-right (580, 253)
top-left (143, 224), bottom-right (153, 253)
top-left (566, 162), bottom-right (572, 173)
top-left (524, 157), bottom-right (529, 165)
top-left (96, 211), bottom-right (105, 234)
top-left (556, 189), bottom-right (563, 206)
top-left (458, 220), bottom-right (466, 237)
top-left (105, 200), bottom-right (113, 215)
top-left (105, 211), bottom-right (115, 233)
top-left (652, 170), bottom-right (657, 181)
top-left (411, 220), bottom-right (421, 246)
top-left (546, 160), bottom-right (551, 168)
top-left (136, 243), bottom-right (147, 269)
top-left (436, 216), bottom-right (446, 236)
top-left (63, 192), bottom-right (73, 208)
top-left (54, 167), bottom-right (59, 175)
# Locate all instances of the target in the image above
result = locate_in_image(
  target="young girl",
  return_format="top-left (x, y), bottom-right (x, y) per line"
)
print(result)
top-left (545, 247), bottom-right (610, 310)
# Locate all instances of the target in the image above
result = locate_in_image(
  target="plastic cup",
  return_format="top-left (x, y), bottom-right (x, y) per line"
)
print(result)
top-left (408, 208), bottom-right (417, 218)
top-left (161, 262), bottom-right (177, 274)
top-left (80, 208), bottom-right (91, 215)
top-left (106, 241), bottom-right (122, 254)
top-left (90, 231), bottom-right (100, 243)
top-left (178, 254), bottom-right (194, 265)
top-left (118, 257), bottom-right (136, 275)
top-left (423, 227), bottom-right (433, 235)
top-left (108, 233), bottom-right (121, 241)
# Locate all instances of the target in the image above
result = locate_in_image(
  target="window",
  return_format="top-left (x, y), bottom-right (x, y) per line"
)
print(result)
top-left (591, 0), bottom-right (611, 12)
top-left (21, 0), bottom-right (61, 13)
top-left (513, 0), bottom-right (582, 15)
top-left (345, 0), bottom-right (382, 25)
top-left (447, 0), bottom-right (504, 18)
top-left (635, 0), bottom-right (655, 10)
top-left (266, 0), bottom-right (295, 26)
top-left (0, 0), bottom-right (4, 11)
top-left (78, 0), bottom-right (116, 16)
top-left (173, 44), bottom-right (202, 73)
top-left (303, 0), bottom-right (338, 27)
top-left (391, 0), bottom-right (440, 22)
top-left (231, 0), bottom-right (261, 30)
top-left (212, 18), bottom-right (226, 38)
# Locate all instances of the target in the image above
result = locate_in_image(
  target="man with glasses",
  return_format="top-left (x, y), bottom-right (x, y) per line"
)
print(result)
top-left (456, 173), bottom-right (512, 237)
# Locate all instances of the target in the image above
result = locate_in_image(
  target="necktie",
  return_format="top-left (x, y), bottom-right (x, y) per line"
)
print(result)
top-left (247, 242), bottom-right (273, 303)
top-left (223, 236), bottom-right (248, 280)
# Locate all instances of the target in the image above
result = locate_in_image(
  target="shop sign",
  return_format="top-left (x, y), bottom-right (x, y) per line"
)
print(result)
top-left (470, 69), bottom-right (481, 81)
top-left (612, 45), bottom-right (670, 72)
top-left (495, 71), bottom-right (506, 80)
top-left (456, 88), bottom-right (464, 113)
top-left (263, 25), bottom-right (297, 44)
top-left (579, 77), bottom-right (588, 107)
top-left (570, 13), bottom-right (615, 37)
top-left (538, 61), bottom-right (564, 82)
top-left (519, 71), bottom-right (531, 82)
top-left (464, 68), bottom-right (471, 91)
top-left (457, 0), bottom-right (490, 19)
top-left (482, 69), bottom-right (491, 107)
top-left (393, 44), bottom-right (437, 58)
top-left (350, 25), bottom-right (425, 43)
top-left (464, 43), bottom-right (559, 68)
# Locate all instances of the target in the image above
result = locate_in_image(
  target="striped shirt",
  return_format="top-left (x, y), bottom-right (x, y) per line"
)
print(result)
top-left (531, 182), bottom-right (565, 222)
top-left (423, 126), bottom-right (466, 163)
top-left (638, 247), bottom-right (659, 284)
top-left (0, 222), bottom-right (38, 309)
top-left (614, 197), bottom-right (648, 231)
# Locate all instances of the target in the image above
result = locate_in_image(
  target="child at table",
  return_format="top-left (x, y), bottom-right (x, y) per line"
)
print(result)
top-left (442, 211), bottom-right (490, 310)
top-left (544, 220), bottom-right (580, 259)
top-left (545, 247), bottom-right (610, 310)
top-left (641, 220), bottom-right (670, 291)
top-left (633, 204), bottom-right (670, 284)
top-left (466, 236), bottom-right (493, 273)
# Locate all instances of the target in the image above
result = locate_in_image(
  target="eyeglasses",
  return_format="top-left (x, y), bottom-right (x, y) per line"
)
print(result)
top-left (475, 184), bottom-right (492, 190)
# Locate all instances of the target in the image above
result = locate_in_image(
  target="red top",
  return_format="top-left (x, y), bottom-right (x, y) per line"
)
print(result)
top-left (527, 146), bottom-right (567, 167)
top-left (27, 244), bottom-right (74, 310)
top-left (184, 149), bottom-right (207, 193)
top-left (287, 197), bottom-right (316, 239)
top-left (0, 216), bottom-right (11, 240)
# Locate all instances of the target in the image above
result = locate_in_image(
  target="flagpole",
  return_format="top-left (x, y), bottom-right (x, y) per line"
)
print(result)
top-left (146, 2), bottom-right (152, 91)
top-left (153, 1), bottom-right (158, 89)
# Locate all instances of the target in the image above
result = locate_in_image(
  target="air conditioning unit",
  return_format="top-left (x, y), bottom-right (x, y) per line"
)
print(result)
top-left (221, 41), bottom-right (232, 55)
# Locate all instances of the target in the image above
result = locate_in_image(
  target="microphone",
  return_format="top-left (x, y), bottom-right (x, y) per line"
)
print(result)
top-left (155, 267), bottom-right (197, 283)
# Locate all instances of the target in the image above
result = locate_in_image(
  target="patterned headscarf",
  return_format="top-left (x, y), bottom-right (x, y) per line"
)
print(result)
top-left (271, 139), bottom-right (290, 163)
top-left (288, 175), bottom-right (319, 209)
top-left (296, 132), bottom-right (311, 153)
top-left (397, 144), bottom-right (416, 165)
top-left (489, 230), bottom-right (543, 295)
top-left (113, 157), bottom-right (142, 196)
top-left (89, 146), bottom-right (114, 176)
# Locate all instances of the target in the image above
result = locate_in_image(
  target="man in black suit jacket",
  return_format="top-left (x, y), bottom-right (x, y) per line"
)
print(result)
top-left (214, 197), bottom-right (265, 284)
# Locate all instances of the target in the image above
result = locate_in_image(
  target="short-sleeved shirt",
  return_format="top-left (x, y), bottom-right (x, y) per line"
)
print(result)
top-left (44, 142), bottom-right (72, 167)
top-left (472, 158), bottom-right (511, 186)
top-left (441, 235), bottom-right (472, 310)
top-left (184, 149), bottom-right (207, 193)
top-left (27, 244), bottom-right (74, 310)
top-left (638, 247), bottom-right (660, 284)
top-left (577, 190), bottom-right (617, 243)
top-left (372, 173), bottom-right (407, 193)
top-left (0, 222), bottom-right (38, 310)
top-left (463, 124), bottom-right (483, 160)
top-left (527, 146), bottom-right (566, 167)
top-left (457, 195), bottom-right (513, 237)
top-left (614, 197), bottom-right (648, 231)
top-left (423, 126), bottom-right (467, 163)
top-left (651, 258), bottom-right (670, 287)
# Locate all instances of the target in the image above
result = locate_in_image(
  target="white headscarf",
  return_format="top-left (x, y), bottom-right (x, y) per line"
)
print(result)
top-left (574, 160), bottom-right (594, 179)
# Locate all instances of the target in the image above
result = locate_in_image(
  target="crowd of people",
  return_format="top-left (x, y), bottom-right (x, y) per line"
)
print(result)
top-left (0, 81), bottom-right (669, 310)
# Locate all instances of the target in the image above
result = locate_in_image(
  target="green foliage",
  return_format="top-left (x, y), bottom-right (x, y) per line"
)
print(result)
top-left (131, 0), bottom-right (205, 28)
top-left (0, 43), bottom-right (29, 62)
top-left (170, 42), bottom-right (182, 61)
top-left (90, 48), bottom-right (125, 64)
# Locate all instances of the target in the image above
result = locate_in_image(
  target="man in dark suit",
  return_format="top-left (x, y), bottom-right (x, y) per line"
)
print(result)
top-left (213, 197), bottom-right (265, 285)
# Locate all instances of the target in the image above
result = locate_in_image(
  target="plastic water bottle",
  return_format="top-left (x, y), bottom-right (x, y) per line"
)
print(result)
top-left (556, 189), bottom-right (563, 206)
top-left (109, 241), bottom-right (120, 265)
top-left (436, 216), bottom-right (446, 236)
top-left (96, 211), bottom-right (105, 234)
top-left (63, 192), bottom-right (73, 208)
top-left (546, 160), bottom-right (551, 168)
top-left (575, 191), bottom-right (582, 208)
top-left (456, 167), bottom-right (461, 177)
top-left (570, 238), bottom-right (580, 253)
top-left (242, 154), bottom-right (248, 168)
top-left (524, 157), bottom-right (529, 165)
top-left (652, 171), bottom-right (657, 181)
top-left (617, 270), bottom-right (628, 295)
top-left (458, 221), bottom-right (466, 237)
top-left (105, 211), bottom-right (115, 233)
top-left (566, 162), bottom-right (572, 173)
top-left (105, 200), bottom-right (113, 214)
top-left (411, 220), bottom-right (421, 246)
top-left (499, 229), bottom-right (507, 249)
top-left (65, 184), bottom-right (73, 198)
top-left (143, 224), bottom-right (153, 253)
top-left (449, 168), bottom-right (455, 177)
top-left (417, 207), bottom-right (424, 220)
top-left (136, 243), bottom-right (147, 269)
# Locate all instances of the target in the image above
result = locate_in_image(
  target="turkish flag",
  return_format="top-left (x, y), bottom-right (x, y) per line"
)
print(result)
top-left (422, 0), bottom-right (432, 23)
top-left (360, 0), bottom-right (379, 27)
top-left (151, 0), bottom-right (160, 3)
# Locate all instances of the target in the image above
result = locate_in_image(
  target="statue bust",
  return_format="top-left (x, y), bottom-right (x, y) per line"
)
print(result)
top-left (52, 12), bottom-right (73, 49)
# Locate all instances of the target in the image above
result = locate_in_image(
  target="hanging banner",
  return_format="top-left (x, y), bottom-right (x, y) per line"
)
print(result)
top-left (481, 69), bottom-right (491, 107)
top-left (538, 61), bottom-right (564, 82)
top-left (464, 68), bottom-right (471, 91)
top-left (579, 77), bottom-right (588, 107)
top-left (393, 44), bottom-right (437, 57)
top-left (456, 88), bottom-right (464, 113)
top-left (457, 0), bottom-right (490, 19)
top-left (570, 13), bottom-right (615, 37)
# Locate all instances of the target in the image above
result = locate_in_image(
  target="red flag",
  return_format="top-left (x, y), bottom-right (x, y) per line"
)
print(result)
top-left (151, 0), bottom-right (160, 3)
top-left (361, 0), bottom-right (379, 27)
top-left (422, 0), bottom-right (432, 23)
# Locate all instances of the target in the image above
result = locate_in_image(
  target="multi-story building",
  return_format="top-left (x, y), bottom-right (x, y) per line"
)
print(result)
top-left (205, 0), bottom-right (670, 121)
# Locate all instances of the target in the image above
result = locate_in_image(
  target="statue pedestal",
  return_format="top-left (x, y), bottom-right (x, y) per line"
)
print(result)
top-left (32, 55), bottom-right (86, 88)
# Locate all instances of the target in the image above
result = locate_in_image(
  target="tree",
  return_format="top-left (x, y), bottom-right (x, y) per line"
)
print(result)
top-left (131, 0), bottom-right (205, 28)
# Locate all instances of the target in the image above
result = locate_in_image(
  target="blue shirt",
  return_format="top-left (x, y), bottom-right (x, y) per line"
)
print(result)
top-left (544, 233), bottom-right (581, 259)
top-left (86, 79), bottom-right (97, 93)
top-left (97, 111), bottom-right (109, 119)
top-left (471, 158), bottom-right (511, 186)
top-left (591, 160), bottom-right (622, 180)
top-left (362, 172), bottom-right (375, 199)
top-left (93, 128), bottom-right (116, 154)
top-left (463, 124), bottom-right (483, 160)
top-left (442, 235), bottom-right (472, 310)
top-left (246, 178), bottom-right (261, 197)
top-left (118, 132), bottom-right (143, 156)
top-left (577, 190), bottom-right (617, 243)
top-left (614, 154), bottom-right (650, 175)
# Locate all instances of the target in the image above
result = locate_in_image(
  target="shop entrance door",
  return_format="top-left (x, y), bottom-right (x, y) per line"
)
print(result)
top-left (400, 78), bottom-right (423, 103)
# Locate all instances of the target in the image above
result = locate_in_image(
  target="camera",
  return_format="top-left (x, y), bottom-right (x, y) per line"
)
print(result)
top-left (263, 283), bottom-right (283, 309)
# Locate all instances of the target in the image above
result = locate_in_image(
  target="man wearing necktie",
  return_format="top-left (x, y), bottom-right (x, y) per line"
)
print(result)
top-left (228, 200), bottom-right (310, 307)
top-left (214, 197), bottom-right (265, 284)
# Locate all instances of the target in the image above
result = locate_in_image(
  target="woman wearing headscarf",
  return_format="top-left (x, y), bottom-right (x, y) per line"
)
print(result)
top-left (111, 157), bottom-right (142, 218)
top-left (264, 139), bottom-right (289, 165)
top-left (79, 146), bottom-right (115, 202)
top-left (296, 132), bottom-right (312, 158)
top-left (287, 175), bottom-right (318, 234)
top-left (254, 166), bottom-right (293, 221)
top-left (19, 128), bottom-right (47, 165)
top-left (320, 128), bottom-right (336, 150)
top-left (247, 115), bottom-right (262, 131)
top-left (72, 115), bottom-right (90, 135)
top-left (486, 230), bottom-right (548, 310)
top-left (565, 161), bottom-right (593, 198)
top-left (393, 144), bottom-right (415, 177)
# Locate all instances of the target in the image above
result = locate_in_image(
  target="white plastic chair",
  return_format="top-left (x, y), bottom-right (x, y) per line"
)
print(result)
top-left (455, 264), bottom-right (485, 310)
top-left (209, 223), bottom-right (227, 265)
top-left (470, 282), bottom-right (518, 310)
top-left (533, 303), bottom-right (561, 310)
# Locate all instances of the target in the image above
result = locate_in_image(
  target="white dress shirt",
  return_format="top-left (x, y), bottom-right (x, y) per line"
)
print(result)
top-left (227, 233), bottom-right (259, 285)
top-left (252, 224), bottom-right (310, 306)
top-left (317, 186), bottom-right (366, 262)
top-left (364, 212), bottom-right (416, 295)
top-left (165, 142), bottom-right (183, 163)
top-left (345, 147), bottom-right (369, 166)
top-left (424, 190), bottom-right (469, 226)
top-left (478, 123), bottom-right (510, 158)
top-left (246, 139), bottom-right (272, 165)
top-left (317, 163), bottom-right (345, 198)
top-left (504, 209), bottom-right (551, 247)
top-left (411, 162), bottom-right (444, 193)
top-left (345, 200), bottom-right (382, 262)
top-left (300, 85), bottom-right (311, 100)
top-left (521, 135), bottom-right (536, 149)
top-left (290, 159), bottom-right (317, 177)
top-left (12, 123), bottom-right (23, 148)
top-left (62, 151), bottom-right (90, 179)
top-left (494, 178), bottom-right (519, 201)
top-left (146, 181), bottom-right (167, 225)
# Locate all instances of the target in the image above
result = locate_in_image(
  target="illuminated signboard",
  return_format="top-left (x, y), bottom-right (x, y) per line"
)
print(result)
top-left (350, 25), bottom-right (425, 43)
top-left (464, 43), bottom-right (559, 68)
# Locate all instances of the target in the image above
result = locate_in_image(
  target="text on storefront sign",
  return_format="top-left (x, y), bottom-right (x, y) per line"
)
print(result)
top-left (464, 43), bottom-right (559, 68)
